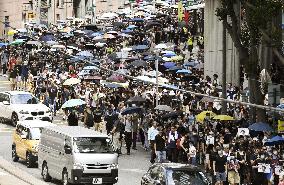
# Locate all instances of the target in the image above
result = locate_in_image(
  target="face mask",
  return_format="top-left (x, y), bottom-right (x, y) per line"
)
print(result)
top-left (218, 151), bottom-right (223, 156)
top-left (261, 155), bottom-right (265, 159)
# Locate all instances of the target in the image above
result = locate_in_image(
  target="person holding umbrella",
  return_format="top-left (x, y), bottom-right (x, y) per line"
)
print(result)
top-left (67, 109), bottom-right (79, 126)
top-left (124, 115), bottom-right (133, 155)
top-left (84, 105), bottom-right (94, 129)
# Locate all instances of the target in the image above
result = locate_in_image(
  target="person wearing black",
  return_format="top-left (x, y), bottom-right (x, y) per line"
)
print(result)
top-left (67, 110), bottom-right (78, 126)
top-left (167, 126), bottom-right (179, 162)
top-left (213, 150), bottom-right (227, 185)
top-left (154, 128), bottom-right (166, 163)
top-left (93, 107), bottom-right (103, 132)
top-left (84, 106), bottom-right (94, 128)
top-left (104, 108), bottom-right (116, 134)
top-left (111, 116), bottom-right (125, 154)
top-left (47, 81), bottom-right (58, 116)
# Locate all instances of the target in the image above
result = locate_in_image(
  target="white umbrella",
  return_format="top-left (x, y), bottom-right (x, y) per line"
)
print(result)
top-left (63, 78), bottom-right (81, 86)
top-left (95, 42), bottom-right (106, 47)
top-left (52, 45), bottom-right (66, 49)
top-left (155, 43), bottom-right (168, 49)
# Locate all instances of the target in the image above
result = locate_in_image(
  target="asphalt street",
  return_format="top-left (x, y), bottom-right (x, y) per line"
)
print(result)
top-left (0, 76), bottom-right (150, 185)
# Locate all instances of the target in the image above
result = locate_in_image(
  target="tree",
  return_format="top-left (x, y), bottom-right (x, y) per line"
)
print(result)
top-left (215, 0), bottom-right (283, 122)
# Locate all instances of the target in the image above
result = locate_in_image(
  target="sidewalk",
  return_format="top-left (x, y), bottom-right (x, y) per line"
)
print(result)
top-left (0, 167), bottom-right (30, 185)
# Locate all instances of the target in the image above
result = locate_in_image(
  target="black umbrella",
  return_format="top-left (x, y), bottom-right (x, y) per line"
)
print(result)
top-left (113, 22), bottom-right (124, 27)
top-left (162, 112), bottom-right (179, 120)
top-left (146, 22), bottom-right (162, 28)
top-left (130, 60), bottom-right (147, 67)
top-left (121, 107), bottom-right (144, 115)
top-left (126, 96), bottom-right (146, 104)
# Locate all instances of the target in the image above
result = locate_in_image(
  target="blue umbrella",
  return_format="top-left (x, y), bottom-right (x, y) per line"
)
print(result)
top-left (121, 29), bottom-right (133, 33)
top-left (121, 106), bottom-right (144, 115)
top-left (184, 61), bottom-right (198, 67)
top-left (161, 84), bottom-right (179, 90)
top-left (163, 53), bottom-right (176, 57)
top-left (248, 122), bottom-right (273, 132)
top-left (40, 35), bottom-right (56, 42)
top-left (127, 25), bottom-right (138, 29)
top-left (164, 62), bottom-right (176, 68)
top-left (265, 136), bottom-right (284, 146)
top-left (0, 43), bottom-right (8, 47)
top-left (91, 32), bottom-right (102, 37)
top-left (133, 45), bottom-right (149, 51)
top-left (105, 83), bottom-right (123, 88)
top-left (131, 18), bottom-right (144, 22)
top-left (76, 51), bottom-right (94, 58)
top-left (144, 55), bottom-right (157, 61)
top-left (277, 104), bottom-right (284, 109)
top-left (61, 99), bottom-right (86, 108)
top-left (176, 69), bottom-right (192, 74)
top-left (167, 66), bottom-right (183, 71)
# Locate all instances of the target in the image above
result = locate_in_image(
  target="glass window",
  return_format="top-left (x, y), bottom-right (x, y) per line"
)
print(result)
top-left (27, 128), bottom-right (42, 140)
top-left (11, 94), bottom-right (38, 104)
top-left (166, 169), bottom-right (208, 185)
top-left (73, 137), bottom-right (114, 153)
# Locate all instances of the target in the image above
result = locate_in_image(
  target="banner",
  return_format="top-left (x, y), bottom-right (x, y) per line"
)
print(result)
top-left (178, 1), bottom-right (184, 22)
top-left (278, 120), bottom-right (284, 133)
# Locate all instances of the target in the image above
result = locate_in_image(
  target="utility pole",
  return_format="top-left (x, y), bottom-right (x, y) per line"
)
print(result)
top-left (221, 19), bottom-right (227, 114)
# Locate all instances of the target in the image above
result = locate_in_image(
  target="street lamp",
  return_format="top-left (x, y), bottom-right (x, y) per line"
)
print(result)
top-left (155, 49), bottom-right (160, 107)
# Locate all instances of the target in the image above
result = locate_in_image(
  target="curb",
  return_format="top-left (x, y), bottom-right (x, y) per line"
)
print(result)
top-left (0, 156), bottom-right (49, 185)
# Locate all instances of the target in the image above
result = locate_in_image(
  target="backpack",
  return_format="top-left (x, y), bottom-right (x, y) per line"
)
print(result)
top-left (85, 112), bottom-right (94, 127)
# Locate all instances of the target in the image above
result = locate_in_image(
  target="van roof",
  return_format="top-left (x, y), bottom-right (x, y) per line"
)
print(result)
top-left (17, 120), bottom-right (55, 129)
top-left (44, 126), bottom-right (108, 138)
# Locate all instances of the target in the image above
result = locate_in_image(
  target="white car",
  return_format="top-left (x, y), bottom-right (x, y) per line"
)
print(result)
top-left (0, 91), bottom-right (52, 126)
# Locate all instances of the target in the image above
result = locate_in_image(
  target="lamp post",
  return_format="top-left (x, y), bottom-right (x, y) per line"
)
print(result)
top-left (155, 49), bottom-right (160, 107)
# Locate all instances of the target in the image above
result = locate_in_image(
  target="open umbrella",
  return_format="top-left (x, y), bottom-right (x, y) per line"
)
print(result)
top-left (277, 104), bottom-right (284, 109)
top-left (163, 52), bottom-right (176, 57)
top-left (196, 111), bottom-right (216, 123)
top-left (248, 122), bottom-right (273, 132)
top-left (155, 43), bottom-right (168, 49)
top-left (132, 45), bottom-right (149, 51)
top-left (121, 106), bottom-right (144, 115)
top-left (130, 60), bottom-right (147, 67)
top-left (61, 99), bottom-right (86, 108)
top-left (176, 69), bottom-right (192, 74)
top-left (131, 18), bottom-right (144, 22)
top-left (76, 51), bottom-right (94, 58)
top-left (213, 115), bottom-right (235, 121)
top-left (103, 34), bottom-right (116, 39)
top-left (170, 55), bottom-right (184, 61)
top-left (126, 96), bottom-right (146, 104)
top-left (104, 83), bottom-right (124, 88)
top-left (154, 105), bottom-right (174, 112)
top-left (63, 78), bottom-right (81, 86)
top-left (41, 35), bottom-right (56, 42)
top-left (167, 66), bottom-right (183, 71)
top-left (10, 39), bottom-right (25, 45)
top-left (164, 62), bottom-right (176, 68)
top-left (265, 136), bottom-right (284, 146)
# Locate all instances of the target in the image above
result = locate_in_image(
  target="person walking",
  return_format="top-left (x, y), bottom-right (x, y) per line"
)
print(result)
top-left (167, 126), bottom-right (179, 162)
top-left (213, 150), bottom-right (228, 185)
top-left (131, 114), bottom-right (139, 150)
top-left (154, 127), bottom-right (166, 163)
top-left (124, 115), bottom-right (133, 155)
top-left (148, 121), bottom-right (158, 163)
top-left (67, 109), bottom-right (79, 126)
top-left (84, 105), bottom-right (94, 129)
top-left (111, 115), bottom-right (125, 154)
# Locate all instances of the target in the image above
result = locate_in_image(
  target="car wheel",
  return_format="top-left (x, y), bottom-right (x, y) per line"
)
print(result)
top-left (42, 162), bottom-right (51, 182)
top-left (11, 113), bottom-right (18, 127)
top-left (26, 152), bottom-right (34, 168)
top-left (62, 170), bottom-right (70, 185)
top-left (12, 145), bottom-right (19, 162)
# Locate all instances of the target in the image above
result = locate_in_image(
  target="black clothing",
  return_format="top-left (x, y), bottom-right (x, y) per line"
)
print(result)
top-left (155, 134), bottom-right (166, 151)
top-left (93, 109), bottom-right (102, 123)
top-left (67, 112), bottom-right (78, 126)
top-left (214, 155), bottom-right (227, 173)
top-left (85, 111), bottom-right (94, 127)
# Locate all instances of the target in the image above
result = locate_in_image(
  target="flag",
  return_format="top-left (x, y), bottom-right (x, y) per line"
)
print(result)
top-left (178, 1), bottom-right (184, 22)
top-left (184, 10), bottom-right (190, 24)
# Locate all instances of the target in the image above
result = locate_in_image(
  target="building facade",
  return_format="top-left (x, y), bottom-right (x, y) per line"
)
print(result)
top-left (0, 0), bottom-right (124, 37)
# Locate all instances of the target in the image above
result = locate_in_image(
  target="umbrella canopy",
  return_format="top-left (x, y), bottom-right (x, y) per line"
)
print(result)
top-left (176, 69), bottom-right (192, 74)
top-left (162, 52), bottom-right (176, 57)
top-left (155, 43), bottom-right (168, 49)
top-left (164, 62), bottom-right (176, 68)
top-left (184, 61), bottom-right (198, 67)
top-left (277, 104), bottom-right (284, 109)
top-left (213, 115), bottom-right (235, 121)
top-left (196, 111), bottom-right (216, 123)
top-left (104, 82), bottom-right (124, 88)
top-left (10, 39), bottom-right (25, 45)
top-left (126, 96), bottom-right (146, 104)
top-left (131, 18), bottom-right (144, 22)
top-left (132, 45), bottom-right (149, 51)
top-left (0, 43), bottom-right (8, 47)
top-left (40, 35), bottom-right (56, 42)
top-left (154, 105), bottom-right (174, 112)
top-left (107, 74), bottom-right (126, 83)
top-left (145, 71), bottom-right (162, 77)
top-left (121, 29), bottom-right (133, 34)
top-left (167, 66), bottom-right (183, 71)
top-left (130, 60), bottom-right (147, 67)
top-left (113, 22), bottom-right (124, 27)
top-left (63, 78), bottom-right (81, 86)
top-left (121, 106), bottom-right (144, 115)
top-left (76, 51), bottom-right (94, 57)
top-left (265, 136), bottom-right (284, 146)
top-left (170, 55), bottom-right (184, 61)
top-left (127, 25), bottom-right (138, 29)
top-left (61, 99), bottom-right (86, 108)
top-left (248, 122), bottom-right (273, 132)
top-left (103, 34), bottom-right (116, 39)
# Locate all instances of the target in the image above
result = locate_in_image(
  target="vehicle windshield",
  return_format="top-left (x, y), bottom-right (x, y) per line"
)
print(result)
top-left (166, 169), bottom-right (209, 185)
top-left (11, 94), bottom-right (38, 104)
top-left (28, 128), bottom-right (42, 140)
top-left (73, 137), bottom-right (114, 153)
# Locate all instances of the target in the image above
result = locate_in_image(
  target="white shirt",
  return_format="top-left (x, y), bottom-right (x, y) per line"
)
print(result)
top-left (148, 126), bottom-right (158, 141)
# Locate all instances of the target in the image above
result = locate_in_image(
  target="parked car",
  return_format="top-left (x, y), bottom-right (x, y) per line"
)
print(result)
top-left (38, 126), bottom-right (118, 185)
top-left (12, 120), bottom-right (55, 167)
top-left (141, 163), bottom-right (212, 185)
top-left (0, 91), bottom-right (52, 126)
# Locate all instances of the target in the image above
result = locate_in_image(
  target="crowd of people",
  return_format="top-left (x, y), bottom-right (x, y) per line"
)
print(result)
top-left (0, 1), bottom-right (284, 185)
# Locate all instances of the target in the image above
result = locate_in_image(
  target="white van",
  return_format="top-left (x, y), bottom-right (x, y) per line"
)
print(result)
top-left (38, 126), bottom-right (118, 185)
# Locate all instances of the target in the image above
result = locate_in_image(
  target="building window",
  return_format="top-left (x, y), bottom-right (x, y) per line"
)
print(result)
top-left (56, 0), bottom-right (59, 7)
top-left (56, 14), bottom-right (60, 20)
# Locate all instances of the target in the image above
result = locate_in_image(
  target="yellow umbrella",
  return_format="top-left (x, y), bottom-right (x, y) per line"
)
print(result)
top-left (169, 55), bottom-right (184, 61)
top-left (7, 29), bottom-right (17, 36)
top-left (112, 82), bottom-right (129, 88)
top-left (213, 115), bottom-right (234, 121)
top-left (196, 111), bottom-right (216, 123)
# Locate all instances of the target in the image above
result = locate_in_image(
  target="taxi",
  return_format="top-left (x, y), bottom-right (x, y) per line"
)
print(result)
top-left (12, 120), bottom-right (55, 168)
